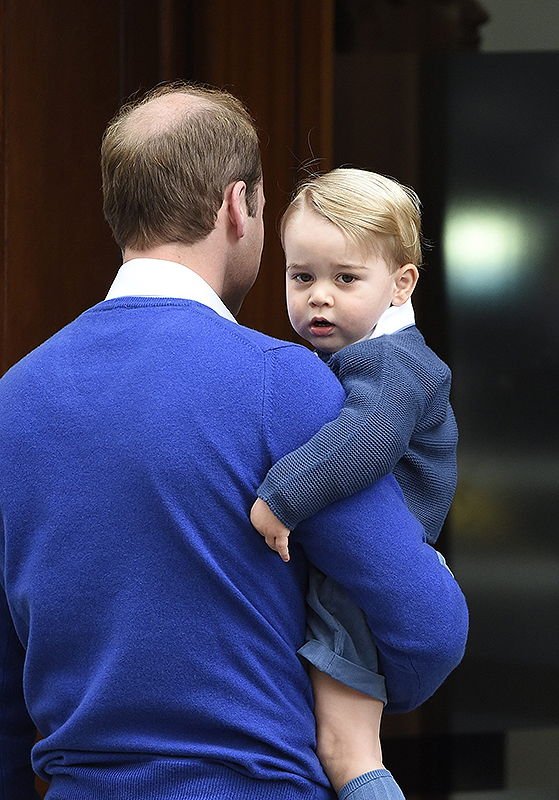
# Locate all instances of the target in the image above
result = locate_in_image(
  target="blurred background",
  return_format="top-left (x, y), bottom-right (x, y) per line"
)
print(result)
top-left (1, 2), bottom-right (557, 798)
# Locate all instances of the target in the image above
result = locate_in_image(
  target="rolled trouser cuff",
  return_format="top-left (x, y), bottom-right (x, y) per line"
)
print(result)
top-left (298, 638), bottom-right (388, 703)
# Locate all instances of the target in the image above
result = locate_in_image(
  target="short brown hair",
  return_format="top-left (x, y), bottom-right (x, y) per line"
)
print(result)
top-left (281, 168), bottom-right (422, 271)
top-left (101, 81), bottom-right (262, 251)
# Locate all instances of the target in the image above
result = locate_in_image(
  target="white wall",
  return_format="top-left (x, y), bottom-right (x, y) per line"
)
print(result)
top-left (482, 0), bottom-right (559, 52)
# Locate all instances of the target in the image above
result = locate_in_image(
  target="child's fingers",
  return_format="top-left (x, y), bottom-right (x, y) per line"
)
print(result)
top-left (275, 535), bottom-right (290, 563)
top-left (251, 499), bottom-right (291, 562)
top-left (263, 533), bottom-right (290, 563)
top-left (264, 533), bottom-right (277, 550)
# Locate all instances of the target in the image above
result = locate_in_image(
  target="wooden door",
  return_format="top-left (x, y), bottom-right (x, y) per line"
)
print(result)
top-left (0, 0), bottom-right (334, 378)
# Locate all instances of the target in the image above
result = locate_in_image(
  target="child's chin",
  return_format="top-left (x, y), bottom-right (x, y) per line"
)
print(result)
top-left (313, 340), bottom-right (340, 354)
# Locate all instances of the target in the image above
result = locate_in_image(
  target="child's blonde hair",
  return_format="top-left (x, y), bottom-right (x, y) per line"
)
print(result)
top-left (281, 168), bottom-right (422, 272)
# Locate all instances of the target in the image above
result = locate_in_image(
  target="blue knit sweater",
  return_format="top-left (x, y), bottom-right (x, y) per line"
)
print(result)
top-left (257, 327), bottom-right (458, 544)
top-left (0, 298), bottom-right (468, 799)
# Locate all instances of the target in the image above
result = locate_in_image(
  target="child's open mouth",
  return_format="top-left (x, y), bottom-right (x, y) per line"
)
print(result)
top-left (310, 318), bottom-right (335, 335)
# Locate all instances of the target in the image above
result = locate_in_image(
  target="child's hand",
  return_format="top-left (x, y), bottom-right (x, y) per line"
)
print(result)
top-left (250, 498), bottom-right (291, 562)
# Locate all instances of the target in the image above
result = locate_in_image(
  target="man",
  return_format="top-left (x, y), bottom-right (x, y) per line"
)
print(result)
top-left (0, 82), bottom-right (468, 799)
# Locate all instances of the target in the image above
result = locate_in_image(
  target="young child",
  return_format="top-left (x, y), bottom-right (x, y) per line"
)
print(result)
top-left (250, 168), bottom-right (458, 800)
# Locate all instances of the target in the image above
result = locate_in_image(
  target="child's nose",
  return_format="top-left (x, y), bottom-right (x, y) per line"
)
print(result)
top-left (308, 284), bottom-right (333, 307)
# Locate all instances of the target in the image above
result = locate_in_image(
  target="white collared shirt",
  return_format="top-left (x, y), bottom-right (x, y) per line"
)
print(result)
top-left (104, 258), bottom-right (238, 324)
top-left (370, 298), bottom-right (415, 339)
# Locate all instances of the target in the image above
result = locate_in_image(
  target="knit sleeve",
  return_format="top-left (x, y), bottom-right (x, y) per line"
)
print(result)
top-left (257, 336), bottom-right (429, 530)
top-left (0, 589), bottom-right (40, 799)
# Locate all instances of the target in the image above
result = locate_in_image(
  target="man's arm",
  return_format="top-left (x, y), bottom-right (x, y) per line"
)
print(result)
top-left (0, 589), bottom-right (40, 799)
top-left (295, 477), bottom-right (467, 712)
top-left (262, 344), bottom-right (468, 713)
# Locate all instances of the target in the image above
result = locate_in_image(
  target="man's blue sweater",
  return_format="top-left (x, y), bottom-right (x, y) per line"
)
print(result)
top-left (0, 297), bottom-right (468, 799)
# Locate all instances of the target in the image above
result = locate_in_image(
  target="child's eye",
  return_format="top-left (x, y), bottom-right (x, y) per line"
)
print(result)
top-left (294, 273), bottom-right (313, 283)
top-left (337, 274), bottom-right (356, 284)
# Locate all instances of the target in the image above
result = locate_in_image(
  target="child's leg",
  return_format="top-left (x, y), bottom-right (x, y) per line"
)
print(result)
top-left (338, 771), bottom-right (405, 800)
top-left (300, 568), bottom-right (406, 799)
top-left (310, 666), bottom-right (405, 799)
top-left (310, 665), bottom-right (383, 792)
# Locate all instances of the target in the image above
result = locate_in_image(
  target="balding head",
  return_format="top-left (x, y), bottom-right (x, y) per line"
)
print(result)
top-left (101, 82), bottom-right (262, 251)
top-left (124, 91), bottom-right (212, 139)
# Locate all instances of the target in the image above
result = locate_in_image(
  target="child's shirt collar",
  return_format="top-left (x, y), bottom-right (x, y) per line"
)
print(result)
top-left (370, 299), bottom-right (415, 339)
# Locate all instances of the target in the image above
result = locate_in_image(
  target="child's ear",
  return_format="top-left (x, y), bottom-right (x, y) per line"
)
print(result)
top-left (392, 264), bottom-right (419, 306)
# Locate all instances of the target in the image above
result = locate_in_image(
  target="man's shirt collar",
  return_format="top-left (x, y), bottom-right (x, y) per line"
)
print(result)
top-left (105, 258), bottom-right (238, 324)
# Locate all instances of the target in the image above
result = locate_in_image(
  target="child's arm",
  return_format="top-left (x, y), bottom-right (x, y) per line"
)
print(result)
top-left (252, 335), bottom-right (453, 557)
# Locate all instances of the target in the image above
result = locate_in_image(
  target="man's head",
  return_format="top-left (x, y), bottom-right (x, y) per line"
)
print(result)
top-left (281, 168), bottom-right (421, 352)
top-left (101, 81), bottom-right (263, 252)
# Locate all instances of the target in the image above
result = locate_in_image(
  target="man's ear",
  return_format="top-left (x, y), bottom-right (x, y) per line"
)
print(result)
top-left (392, 263), bottom-right (419, 306)
top-left (227, 180), bottom-right (247, 239)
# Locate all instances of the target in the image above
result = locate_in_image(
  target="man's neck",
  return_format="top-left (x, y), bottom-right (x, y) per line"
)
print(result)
top-left (123, 241), bottom-right (225, 304)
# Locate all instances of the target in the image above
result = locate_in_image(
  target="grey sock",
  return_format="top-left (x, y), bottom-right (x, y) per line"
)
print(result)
top-left (338, 769), bottom-right (405, 800)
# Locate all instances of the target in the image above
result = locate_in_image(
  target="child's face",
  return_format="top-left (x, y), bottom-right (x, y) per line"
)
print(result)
top-left (284, 208), bottom-right (409, 353)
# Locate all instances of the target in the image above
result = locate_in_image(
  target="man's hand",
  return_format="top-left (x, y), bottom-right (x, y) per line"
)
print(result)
top-left (250, 498), bottom-right (291, 562)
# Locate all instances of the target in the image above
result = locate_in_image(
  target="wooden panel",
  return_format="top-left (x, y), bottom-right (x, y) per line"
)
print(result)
top-left (2, 0), bottom-right (121, 373)
top-left (159, 0), bottom-right (190, 81)
top-left (188, 0), bottom-right (334, 340)
top-left (334, 52), bottom-right (420, 187)
top-left (0, 1), bottom-right (335, 374)
top-left (0, 0), bottom-right (190, 376)
top-left (120, 0), bottom-right (175, 97)
top-left (298, 0), bottom-right (334, 167)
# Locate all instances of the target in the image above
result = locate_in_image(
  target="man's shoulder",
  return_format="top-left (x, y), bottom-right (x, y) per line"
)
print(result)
top-left (240, 322), bottom-right (343, 390)
top-left (0, 304), bottom-right (91, 386)
top-left (232, 323), bottom-right (338, 381)
top-left (230, 327), bottom-right (346, 455)
top-left (230, 321), bottom-right (312, 358)
top-left (229, 321), bottom-right (304, 354)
